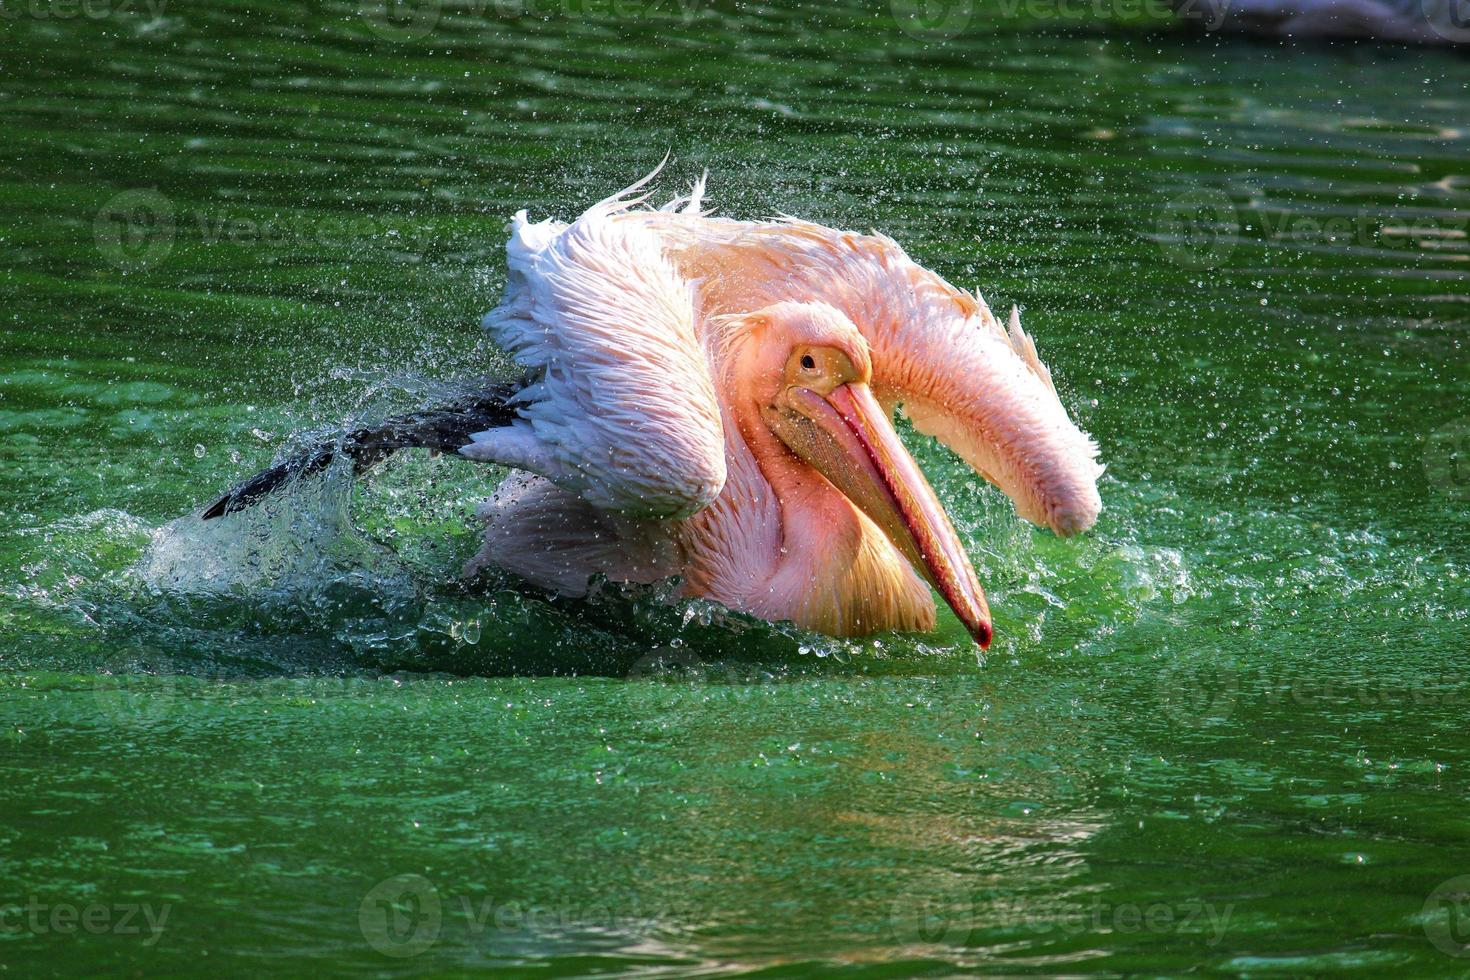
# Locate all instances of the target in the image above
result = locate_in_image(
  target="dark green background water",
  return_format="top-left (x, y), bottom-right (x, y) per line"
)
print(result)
top-left (2, 0), bottom-right (1469, 974)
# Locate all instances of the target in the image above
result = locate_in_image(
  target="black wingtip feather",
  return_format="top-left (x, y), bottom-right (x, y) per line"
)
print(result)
top-left (197, 380), bottom-right (525, 521)
top-left (200, 452), bottom-right (334, 520)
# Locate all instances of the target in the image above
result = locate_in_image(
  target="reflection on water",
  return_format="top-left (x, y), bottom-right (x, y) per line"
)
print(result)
top-left (1, 0), bottom-right (1468, 974)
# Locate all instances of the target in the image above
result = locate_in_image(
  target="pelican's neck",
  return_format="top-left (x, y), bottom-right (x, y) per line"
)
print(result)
top-left (647, 215), bottom-right (1102, 536)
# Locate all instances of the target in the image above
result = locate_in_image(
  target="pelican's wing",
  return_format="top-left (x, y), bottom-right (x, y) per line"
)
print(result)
top-left (466, 185), bottom-right (726, 520)
top-left (639, 212), bottom-right (1103, 536)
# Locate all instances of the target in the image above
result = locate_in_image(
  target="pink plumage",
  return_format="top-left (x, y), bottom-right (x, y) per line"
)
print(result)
top-left (463, 169), bottom-right (1103, 647)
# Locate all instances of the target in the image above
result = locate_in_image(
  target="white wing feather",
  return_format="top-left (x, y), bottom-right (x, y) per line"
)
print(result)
top-left (467, 185), bottom-right (726, 520)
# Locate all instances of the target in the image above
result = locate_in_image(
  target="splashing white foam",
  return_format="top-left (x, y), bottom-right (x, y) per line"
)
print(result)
top-left (134, 459), bottom-right (416, 601)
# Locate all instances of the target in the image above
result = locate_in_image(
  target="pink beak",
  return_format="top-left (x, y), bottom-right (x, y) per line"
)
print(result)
top-left (772, 381), bottom-right (993, 648)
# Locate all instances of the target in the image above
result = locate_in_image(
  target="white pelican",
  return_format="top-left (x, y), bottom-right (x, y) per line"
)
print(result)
top-left (204, 171), bottom-right (1104, 649)
top-left (1174, 0), bottom-right (1467, 43)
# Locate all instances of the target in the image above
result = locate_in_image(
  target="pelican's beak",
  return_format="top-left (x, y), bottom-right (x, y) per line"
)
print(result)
top-left (767, 381), bottom-right (993, 648)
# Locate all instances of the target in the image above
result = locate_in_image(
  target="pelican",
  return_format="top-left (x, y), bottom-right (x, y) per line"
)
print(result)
top-left (1174, 0), bottom-right (1467, 43)
top-left (203, 170), bottom-right (1104, 649)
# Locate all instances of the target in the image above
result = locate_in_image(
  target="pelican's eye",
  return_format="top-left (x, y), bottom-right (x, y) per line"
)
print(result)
top-left (784, 346), bottom-right (863, 395)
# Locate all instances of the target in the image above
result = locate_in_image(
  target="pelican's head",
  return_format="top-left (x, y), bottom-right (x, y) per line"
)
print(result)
top-left (720, 301), bottom-right (993, 648)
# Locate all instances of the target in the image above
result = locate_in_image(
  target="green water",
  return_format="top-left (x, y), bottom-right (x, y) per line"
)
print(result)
top-left (3, 1), bottom-right (1470, 974)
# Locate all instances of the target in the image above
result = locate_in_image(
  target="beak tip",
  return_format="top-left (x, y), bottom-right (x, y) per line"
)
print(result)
top-left (972, 620), bottom-right (993, 649)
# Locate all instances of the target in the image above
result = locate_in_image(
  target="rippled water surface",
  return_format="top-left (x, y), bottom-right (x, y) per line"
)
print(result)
top-left (2, 1), bottom-right (1469, 974)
